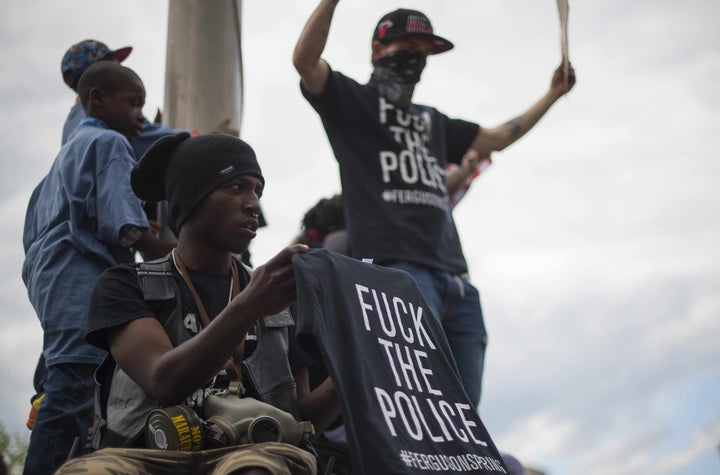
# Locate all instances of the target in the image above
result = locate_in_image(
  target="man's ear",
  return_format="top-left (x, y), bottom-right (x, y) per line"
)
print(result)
top-left (371, 41), bottom-right (385, 63)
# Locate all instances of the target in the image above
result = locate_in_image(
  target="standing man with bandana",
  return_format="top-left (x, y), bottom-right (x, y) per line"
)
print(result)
top-left (293, 2), bottom-right (576, 409)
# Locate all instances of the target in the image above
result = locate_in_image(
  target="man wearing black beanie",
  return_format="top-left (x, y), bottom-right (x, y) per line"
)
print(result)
top-left (57, 133), bottom-right (340, 474)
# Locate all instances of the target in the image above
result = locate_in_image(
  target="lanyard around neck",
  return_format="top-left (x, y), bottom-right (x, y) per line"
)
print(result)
top-left (171, 249), bottom-right (240, 329)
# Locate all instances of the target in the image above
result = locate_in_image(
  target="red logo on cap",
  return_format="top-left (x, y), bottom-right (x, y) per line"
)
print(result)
top-left (406, 15), bottom-right (433, 34)
top-left (377, 20), bottom-right (393, 39)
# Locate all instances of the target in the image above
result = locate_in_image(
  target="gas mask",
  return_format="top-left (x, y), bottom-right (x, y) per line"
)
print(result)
top-left (368, 50), bottom-right (427, 109)
top-left (144, 392), bottom-right (315, 451)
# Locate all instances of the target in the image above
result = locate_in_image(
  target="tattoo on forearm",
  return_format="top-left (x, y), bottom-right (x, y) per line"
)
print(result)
top-left (504, 118), bottom-right (523, 138)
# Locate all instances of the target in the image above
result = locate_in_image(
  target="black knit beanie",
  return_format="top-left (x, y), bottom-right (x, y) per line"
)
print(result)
top-left (131, 132), bottom-right (264, 228)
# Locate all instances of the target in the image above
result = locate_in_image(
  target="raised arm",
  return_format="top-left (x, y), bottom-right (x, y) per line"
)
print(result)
top-left (469, 63), bottom-right (576, 155)
top-left (292, 0), bottom-right (340, 97)
top-left (107, 244), bottom-right (308, 405)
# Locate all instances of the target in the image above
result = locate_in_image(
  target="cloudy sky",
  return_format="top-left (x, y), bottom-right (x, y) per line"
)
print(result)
top-left (1, 1), bottom-right (719, 473)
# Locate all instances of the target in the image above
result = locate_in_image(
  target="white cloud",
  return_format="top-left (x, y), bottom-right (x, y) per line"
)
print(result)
top-left (497, 410), bottom-right (580, 462)
top-left (646, 417), bottom-right (720, 475)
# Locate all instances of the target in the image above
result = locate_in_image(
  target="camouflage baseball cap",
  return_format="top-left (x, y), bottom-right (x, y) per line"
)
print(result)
top-left (61, 39), bottom-right (132, 89)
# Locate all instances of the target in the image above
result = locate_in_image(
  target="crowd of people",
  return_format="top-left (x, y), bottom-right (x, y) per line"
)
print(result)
top-left (19, 3), bottom-right (574, 474)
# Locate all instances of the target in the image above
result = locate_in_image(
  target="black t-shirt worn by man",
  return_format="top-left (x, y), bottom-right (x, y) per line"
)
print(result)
top-left (87, 262), bottom-right (246, 350)
top-left (302, 69), bottom-right (478, 274)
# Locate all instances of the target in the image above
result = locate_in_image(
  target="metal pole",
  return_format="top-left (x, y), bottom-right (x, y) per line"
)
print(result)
top-left (164, 0), bottom-right (244, 134)
top-left (159, 0), bottom-right (245, 245)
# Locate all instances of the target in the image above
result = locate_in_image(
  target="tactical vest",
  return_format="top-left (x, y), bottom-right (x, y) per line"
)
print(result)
top-left (92, 255), bottom-right (299, 449)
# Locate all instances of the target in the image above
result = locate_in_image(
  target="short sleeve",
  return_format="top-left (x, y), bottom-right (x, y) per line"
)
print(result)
top-left (86, 264), bottom-right (158, 350)
top-left (444, 115), bottom-right (480, 165)
top-left (94, 137), bottom-right (149, 244)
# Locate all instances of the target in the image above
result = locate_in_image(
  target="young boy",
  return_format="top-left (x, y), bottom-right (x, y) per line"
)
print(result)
top-left (25, 40), bottom-right (179, 439)
top-left (21, 61), bottom-right (173, 474)
top-left (61, 38), bottom-right (238, 158)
